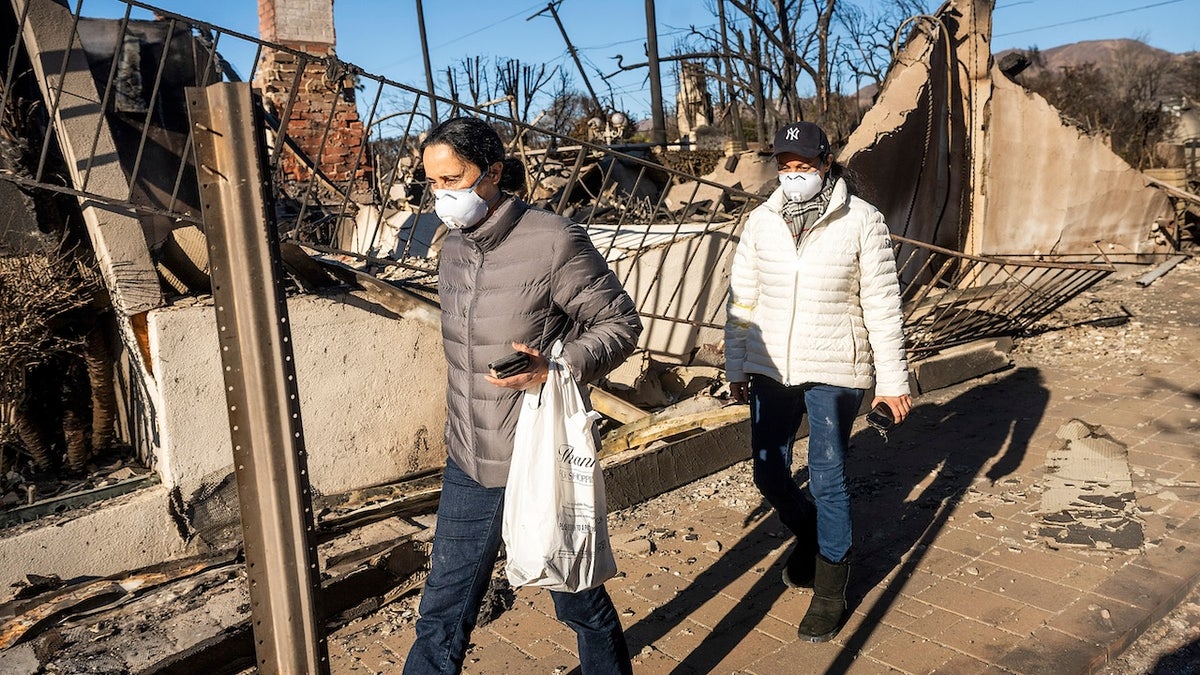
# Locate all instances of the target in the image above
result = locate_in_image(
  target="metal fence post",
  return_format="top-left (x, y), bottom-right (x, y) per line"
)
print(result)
top-left (187, 81), bottom-right (329, 675)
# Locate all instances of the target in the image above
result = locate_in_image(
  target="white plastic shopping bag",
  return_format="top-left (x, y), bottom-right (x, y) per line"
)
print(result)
top-left (502, 340), bottom-right (617, 593)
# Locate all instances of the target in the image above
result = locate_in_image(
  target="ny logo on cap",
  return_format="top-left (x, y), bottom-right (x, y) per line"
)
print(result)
top-left (786, 127), bottom-right (800, 140)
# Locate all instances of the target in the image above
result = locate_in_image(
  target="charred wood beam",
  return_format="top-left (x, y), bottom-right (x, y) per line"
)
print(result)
top-left (0, 473), bottom-right (159, 529)
top-left (308, 255), bottom-right (441, 327)
top-left (0, 540), bottom-right (429, 675)
top-left (315, 470), bottom-right (443, 542)
top-left (588, 385), bottom-right (650, 424)
top-left (601, 405), bottom-right (748, 458)
top-left (1136, 254), bottom-right (1189, 287)
top-left (137, 539), bottom-right (429, 675)
top-left (0, 553), bottom-right (237, 650)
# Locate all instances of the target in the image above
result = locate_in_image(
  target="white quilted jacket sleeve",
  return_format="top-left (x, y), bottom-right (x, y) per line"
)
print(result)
top-left (857, 210), bottom-right (909, 396)
top-left (724, 210), bottom-right (762, 383)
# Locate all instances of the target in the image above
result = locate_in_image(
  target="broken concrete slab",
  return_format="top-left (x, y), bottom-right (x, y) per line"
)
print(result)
top-left (911, 337), bottom-right (1014, 394)
top-left (1039, 419), bottom-right (1143, 551)
top-left (985, 69), bottom-right (1173, 256)
top-left (0, 643), bottom-right (38, 673)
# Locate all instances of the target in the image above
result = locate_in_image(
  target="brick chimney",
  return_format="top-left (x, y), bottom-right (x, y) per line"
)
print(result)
top-left (254, 0), bottom-right (368, 186)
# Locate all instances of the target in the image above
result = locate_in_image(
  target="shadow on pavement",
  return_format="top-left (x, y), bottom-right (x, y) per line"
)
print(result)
top-left (617, 366), bottom-right (1048, 674)
top-left (1149, 638), bottom-right (1200, 675)
top-left (832, 365), bottom-right (1046, 672)
top-left (621, 512), bottom-right (790, 674)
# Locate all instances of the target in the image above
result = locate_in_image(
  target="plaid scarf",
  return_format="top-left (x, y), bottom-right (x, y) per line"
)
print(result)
top-left (780, 179), bottom-right (835, 244)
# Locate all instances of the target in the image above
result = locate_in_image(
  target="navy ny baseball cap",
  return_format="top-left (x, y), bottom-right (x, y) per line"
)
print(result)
top-left (771, 122), bottom-right (830, 159)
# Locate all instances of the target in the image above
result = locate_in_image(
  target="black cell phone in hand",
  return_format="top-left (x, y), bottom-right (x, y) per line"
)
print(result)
top-left (488, 351), bottom-right (531, 378)
top-left (866, 402), bottom-right (895, 433)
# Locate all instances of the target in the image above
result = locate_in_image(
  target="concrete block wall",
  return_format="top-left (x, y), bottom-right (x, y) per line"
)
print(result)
top-left (1, 292), bottom-right (447, 590)
top-left (0, 487), bottom-right (192, 591)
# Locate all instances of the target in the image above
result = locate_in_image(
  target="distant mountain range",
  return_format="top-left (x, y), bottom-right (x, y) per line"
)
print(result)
top-left (996, 38), bottom-right (1188, 78)
top-left (856, 39), bottom-right (1195, 104)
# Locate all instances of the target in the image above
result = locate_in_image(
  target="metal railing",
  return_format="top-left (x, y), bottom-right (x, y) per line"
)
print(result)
top-left (0, 0), bottom-right (760, 344)
top-left (893, 236), bottom-right (1115, 355)
top-left (0, 0), bottom-right (1114, 361)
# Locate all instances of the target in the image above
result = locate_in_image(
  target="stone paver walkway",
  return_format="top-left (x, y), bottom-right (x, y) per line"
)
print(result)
top-left (330, 260), bottom-right (1200, 674)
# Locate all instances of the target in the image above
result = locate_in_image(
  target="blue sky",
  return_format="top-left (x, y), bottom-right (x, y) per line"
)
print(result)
top-left (88, 0), bottom-right (1198, 119)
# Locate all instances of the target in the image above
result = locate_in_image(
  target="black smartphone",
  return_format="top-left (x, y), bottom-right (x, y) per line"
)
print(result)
top-left (488, 351), bottom-right (531, 378)
top-left (866, 402), bottom-right (894, 432)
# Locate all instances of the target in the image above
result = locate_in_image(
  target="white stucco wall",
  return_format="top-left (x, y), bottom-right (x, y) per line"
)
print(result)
top-left (0, 486), bottom-right (191, 590)
top-left (148, 291), bottom-right (447, 498)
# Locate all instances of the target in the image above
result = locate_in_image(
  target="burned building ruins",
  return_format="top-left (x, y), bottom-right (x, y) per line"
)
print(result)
top-left (0, 0), bottom-right (1194, 670)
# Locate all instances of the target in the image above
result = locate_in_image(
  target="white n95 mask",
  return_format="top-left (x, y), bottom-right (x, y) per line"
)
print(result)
top-left (779, 171), bottom-right (823, 202)
top-left (433, 171), bottom-right (489, 229)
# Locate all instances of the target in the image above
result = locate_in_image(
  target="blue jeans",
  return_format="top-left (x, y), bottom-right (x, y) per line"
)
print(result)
top-left (405, 457), bottom-right (632, 675)
top-left (749, 375), bottom-right (863, 563)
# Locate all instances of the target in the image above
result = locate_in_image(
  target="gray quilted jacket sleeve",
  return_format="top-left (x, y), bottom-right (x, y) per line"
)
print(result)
top-left (551, 223), bottom-right (643, 384)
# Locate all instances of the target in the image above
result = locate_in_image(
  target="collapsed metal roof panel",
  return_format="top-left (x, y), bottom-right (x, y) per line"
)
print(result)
top-left (984, 71), bottom-right (1174, 256)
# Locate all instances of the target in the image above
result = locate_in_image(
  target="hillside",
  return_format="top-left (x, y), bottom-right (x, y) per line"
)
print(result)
top-left (997, 38), bottom-right (1178, 76)
top-left (855, 38), bottom-right (1196, 104)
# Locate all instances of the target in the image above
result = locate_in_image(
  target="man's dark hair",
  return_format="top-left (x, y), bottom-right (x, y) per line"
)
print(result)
top-left (421, 117), bottom-right (504, 173)
top-left (420, 116), bottom-right (525, 194)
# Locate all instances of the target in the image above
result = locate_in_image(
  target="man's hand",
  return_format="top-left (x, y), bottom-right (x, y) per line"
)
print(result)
top-left (486, 341), bottom-right (549, 391)
top-left (730, 381), bottom-right (750, 404)
top-left (870, 394), bottom-right (912, 424)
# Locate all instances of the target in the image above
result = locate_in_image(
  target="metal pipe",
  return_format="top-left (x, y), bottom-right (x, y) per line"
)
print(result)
top-left (188, 81), bottom-right (328, 675)
top-left (414, 0), bottom-right (437, 124)
top-left (644, 0), bottom-right (666, 146)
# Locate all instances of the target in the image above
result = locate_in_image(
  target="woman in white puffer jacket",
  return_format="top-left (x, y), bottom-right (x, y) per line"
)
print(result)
top-left (724, 121), bottom-right (912, 644)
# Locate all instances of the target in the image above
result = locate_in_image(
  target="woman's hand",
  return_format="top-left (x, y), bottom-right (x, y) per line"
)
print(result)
top-left (871, 394), bottom-right (912, 424)
top-left (730, 381), bottom-right (750, 404)
top-left (485, 341), bottom-right (549, 391)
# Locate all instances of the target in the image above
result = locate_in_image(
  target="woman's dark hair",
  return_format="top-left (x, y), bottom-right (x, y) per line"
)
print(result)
top-left (827, 158), bottom-right (860, 198)
top-left (420, 116), bottom-right (526, 194)
top-left (421, 116), bottom-right (503, 171)
top-left (498, 157), bottom-right (526, 194)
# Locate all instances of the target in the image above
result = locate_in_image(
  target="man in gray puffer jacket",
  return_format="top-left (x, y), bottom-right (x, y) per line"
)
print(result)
top-left (405, 116), bottom-right (641, 675)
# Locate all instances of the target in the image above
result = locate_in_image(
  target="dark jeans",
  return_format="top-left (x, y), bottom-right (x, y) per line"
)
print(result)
top-left (749, 375), bottom-right (863, 563)
top-left (404, 457), bottom-right (632, 675)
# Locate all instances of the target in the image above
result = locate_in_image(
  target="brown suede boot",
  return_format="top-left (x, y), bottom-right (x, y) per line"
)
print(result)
top-left (797, 554), bottom-right (849, 642)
